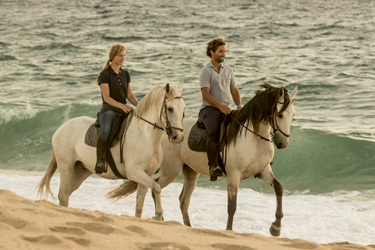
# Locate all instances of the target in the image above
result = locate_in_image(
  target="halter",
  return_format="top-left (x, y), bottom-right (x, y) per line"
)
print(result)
top-left (134, 94), bottom-right (184, 138)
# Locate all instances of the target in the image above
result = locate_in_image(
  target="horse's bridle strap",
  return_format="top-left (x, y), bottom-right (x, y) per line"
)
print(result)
top-left (133, 114), bottom-right (165, 131)
top-left (228, 114), bottom-right (272, 143)
top-left (133, 95), bottom-right (184, 136)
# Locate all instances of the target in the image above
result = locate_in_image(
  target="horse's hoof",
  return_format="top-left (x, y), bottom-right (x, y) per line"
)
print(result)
top-left (269, 223), bottom-right (281, 237)
top-left (152, 215), bottom-right (163, 221)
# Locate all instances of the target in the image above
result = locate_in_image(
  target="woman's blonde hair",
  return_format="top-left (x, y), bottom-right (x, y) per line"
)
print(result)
top-left (96, 43), bottom-right (126, 83)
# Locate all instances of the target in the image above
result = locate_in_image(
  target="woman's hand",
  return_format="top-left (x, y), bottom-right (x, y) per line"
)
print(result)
top-left (120, 104), bottom-right (133, 113)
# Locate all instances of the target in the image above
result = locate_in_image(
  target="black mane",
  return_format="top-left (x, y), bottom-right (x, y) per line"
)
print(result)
top-left (225, 82), bottom-right (290, 145)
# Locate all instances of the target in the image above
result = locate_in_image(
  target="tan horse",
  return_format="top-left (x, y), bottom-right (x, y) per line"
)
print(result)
top-left (37, 83), bottom-right (185, 221)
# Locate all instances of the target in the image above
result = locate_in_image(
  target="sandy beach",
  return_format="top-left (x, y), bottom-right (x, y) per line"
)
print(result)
top-left (0, 189), bottom-right (373, 250)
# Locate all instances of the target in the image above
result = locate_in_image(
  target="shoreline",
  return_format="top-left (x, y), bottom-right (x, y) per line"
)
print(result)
top-left (1, 189), bottom-right (374, 250)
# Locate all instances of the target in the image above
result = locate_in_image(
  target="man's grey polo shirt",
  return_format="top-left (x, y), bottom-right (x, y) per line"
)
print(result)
top-left (199, 61), bottom-right (237, 110)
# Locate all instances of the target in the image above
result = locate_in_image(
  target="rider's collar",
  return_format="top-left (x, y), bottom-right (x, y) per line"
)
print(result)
top-left (108, 66), bottom-right (122, 74)
top-left (209, 61), bottom-right (225, 69)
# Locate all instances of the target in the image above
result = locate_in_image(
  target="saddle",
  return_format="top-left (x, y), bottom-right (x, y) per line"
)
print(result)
top-left (188, 117), bottom-right (228, 175)
top-left (84, 112), bottom-right (131, 179)
top-left (187, 117), bottom-right (226, 153)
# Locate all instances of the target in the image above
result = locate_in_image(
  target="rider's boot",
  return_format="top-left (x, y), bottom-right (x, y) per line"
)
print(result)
top-left (206, 140), bottom-right (223, 181)
top-left (95, 137), bottom-right (108, 174)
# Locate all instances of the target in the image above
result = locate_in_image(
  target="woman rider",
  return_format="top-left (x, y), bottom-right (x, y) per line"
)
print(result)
top-left (95, 43), bottom-right (139, 174)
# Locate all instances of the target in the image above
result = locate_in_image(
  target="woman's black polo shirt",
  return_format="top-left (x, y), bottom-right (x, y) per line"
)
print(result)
top-left (98, 66), bottom-right (130, 105)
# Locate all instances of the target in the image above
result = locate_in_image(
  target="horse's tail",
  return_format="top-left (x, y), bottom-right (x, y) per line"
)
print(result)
top-left (36, 151), bottom-right (58, 199)
top-left (107, 180), bottom-right (138, 201)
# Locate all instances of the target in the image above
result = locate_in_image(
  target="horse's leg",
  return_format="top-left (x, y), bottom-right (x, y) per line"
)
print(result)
top-left (226, 174), bottom-right (240, 230)
top-left (179, 164), bottom-right (199, 227)
top-left (152, 160), bottom-right (184, 218)
top-left (135, 184), bottom-right (148, 218)
top-left (68, 162), bottom-right (92, 196)
top-left (127, 169), bottom-right (164, 221)
top-left (257, 164), bottom-right (283, 237)
top-left (56, 158), bottom-right (75, 207)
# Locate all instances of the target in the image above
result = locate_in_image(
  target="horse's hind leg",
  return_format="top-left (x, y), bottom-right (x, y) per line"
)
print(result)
top-left (56, 159), bottom-right (76, 207)
top-left (135, 184), bottom-right (148, 218)
top-left (179, 164), bottom-right (199, 227)
top-left (68, 162), bottom-right (92, 196)
top-left (257, 163), bottom-right (283, 237)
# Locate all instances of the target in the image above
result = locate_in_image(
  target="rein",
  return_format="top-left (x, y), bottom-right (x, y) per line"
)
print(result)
top-left (228, 109), bottom-right (291, 143)
top-left (228, 114), bottom-right (273, 143)
top-left (133, 114), bottom-right (165, 131)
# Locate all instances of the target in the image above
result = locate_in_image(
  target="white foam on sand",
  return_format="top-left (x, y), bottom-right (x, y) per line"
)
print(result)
top-left (1, 172), bottom-right (374, 246)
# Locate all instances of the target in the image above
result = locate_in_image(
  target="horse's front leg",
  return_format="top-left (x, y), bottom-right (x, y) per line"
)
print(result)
top-left (127, 169), bottom-right (164, 221)
top-left (257, 164), bottom-right (283, 237)
top-left (226, 175), bottom-right (240, 230)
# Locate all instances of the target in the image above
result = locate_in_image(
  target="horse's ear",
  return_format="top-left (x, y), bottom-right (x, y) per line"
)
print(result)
top-left (177, 81), bottom-right (183, 95)
top-left (278, 87), bottom-right (285, 99)
top-left (290, 86), bottom-right (298, 101)
top-left (165, 83), bottom-right (171, 95)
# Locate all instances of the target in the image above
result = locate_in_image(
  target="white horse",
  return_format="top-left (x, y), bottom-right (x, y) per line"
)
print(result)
top-left (109, 82), bottom-right (297, 235)
top-left (37, 83), bottom-right (185, 221)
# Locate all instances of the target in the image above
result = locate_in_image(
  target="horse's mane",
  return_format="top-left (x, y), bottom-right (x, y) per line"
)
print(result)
top-left (225, 82), bottom-right (290, 145)
top-left (134, 84), bottom-right (180, 117)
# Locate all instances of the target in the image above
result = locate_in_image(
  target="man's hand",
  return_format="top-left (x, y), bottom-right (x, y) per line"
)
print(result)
top-left (220, 106), bottom-right (232, 115)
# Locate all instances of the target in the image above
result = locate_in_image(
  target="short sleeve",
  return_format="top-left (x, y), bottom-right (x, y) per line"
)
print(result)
top-left (199, 68), bottom-right (211, 89)
top-left (126, 71), bottom-right (131, 84)
top-left (98, 70), bottom-right (110, 85)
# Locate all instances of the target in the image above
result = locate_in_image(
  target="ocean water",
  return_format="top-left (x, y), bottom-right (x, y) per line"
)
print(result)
top-left (0, 0), bottom-right (374, 246)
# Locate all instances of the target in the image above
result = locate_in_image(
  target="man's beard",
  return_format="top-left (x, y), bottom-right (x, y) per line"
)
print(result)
top-left (215, 55), bottom-right (224, 63)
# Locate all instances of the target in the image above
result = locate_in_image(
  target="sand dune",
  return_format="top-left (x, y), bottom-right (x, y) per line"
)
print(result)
top-left (0, 189), bottom-right (373, 250)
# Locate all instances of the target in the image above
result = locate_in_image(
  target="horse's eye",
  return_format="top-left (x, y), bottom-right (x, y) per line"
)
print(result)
top-left (167, 107), bottom-right (173, 112)
top-left (278, 114), bottom-right (283, 119)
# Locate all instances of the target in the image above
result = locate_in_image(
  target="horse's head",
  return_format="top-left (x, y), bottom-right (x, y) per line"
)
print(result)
top-left (272, 85), bottom-right (297, 149)
top-left (162, 82), bottom-right (185, 143)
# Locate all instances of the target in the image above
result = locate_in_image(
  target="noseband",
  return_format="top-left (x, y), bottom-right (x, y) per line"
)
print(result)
top-left (271, 96), bottom-right (291, 139)
top-left (271, 115), bottom-right (290, 139)
top-left (161, 95), bottom-right (184, 136)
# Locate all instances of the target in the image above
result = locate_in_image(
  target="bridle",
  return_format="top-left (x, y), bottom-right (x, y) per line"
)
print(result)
top-left (228, 99), bottom-right (291, 143)
top-left (271, 114), bottom-right (290, 139)
top-left (133, 94), bottom-right (184, 138)
top-left (270, 96), bottom-right (292, 140)
top-left (119, 94), bottom-right (184, 163)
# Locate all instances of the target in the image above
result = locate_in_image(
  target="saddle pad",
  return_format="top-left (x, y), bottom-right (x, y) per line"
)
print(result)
top-left (85, 124), bottom-right (100, 147)
top-left (84, 113), bottom-right (130, 148)
top-left (188, 122), bottom-right (209, 152)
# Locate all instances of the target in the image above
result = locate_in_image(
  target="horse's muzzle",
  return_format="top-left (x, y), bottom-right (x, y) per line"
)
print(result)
top-left (170, 133), bottom-right (184, 144)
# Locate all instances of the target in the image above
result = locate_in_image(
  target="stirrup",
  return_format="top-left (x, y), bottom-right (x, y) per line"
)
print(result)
top-left (95, 160), bottom-right (107, 174)
top-left (209, 165), bottom-right (223, 181)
